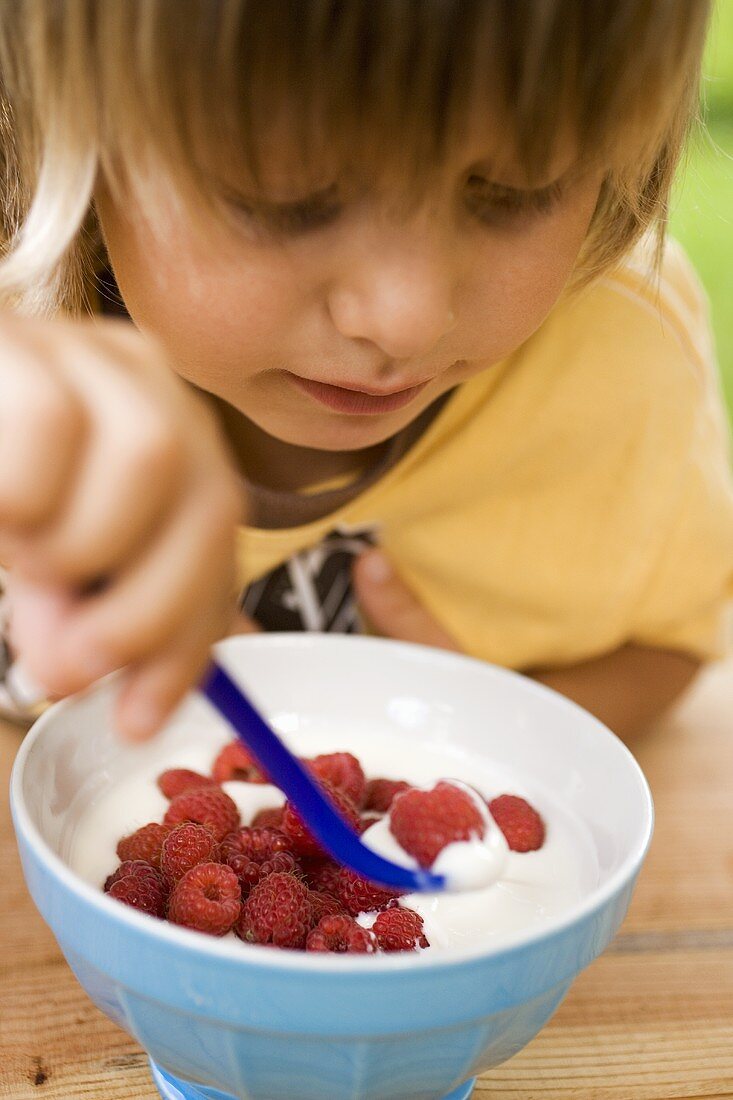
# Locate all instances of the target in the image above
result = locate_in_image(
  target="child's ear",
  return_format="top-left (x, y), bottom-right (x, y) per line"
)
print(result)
top-left (351, 550), bottom-right (459, 650)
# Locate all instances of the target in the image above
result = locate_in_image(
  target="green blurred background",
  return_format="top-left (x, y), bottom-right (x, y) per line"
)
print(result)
top-left (670, 0), bottom-right (733, 418)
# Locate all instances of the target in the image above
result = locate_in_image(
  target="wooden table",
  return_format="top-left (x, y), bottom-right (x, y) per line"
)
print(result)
top-left (1, 663), bottom-right (732, 1100)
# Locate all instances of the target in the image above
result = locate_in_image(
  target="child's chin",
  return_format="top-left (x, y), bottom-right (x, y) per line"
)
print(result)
top-left (264, 406), bottom-right (417, 451)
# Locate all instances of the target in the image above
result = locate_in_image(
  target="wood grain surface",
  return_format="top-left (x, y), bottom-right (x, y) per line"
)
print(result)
top-left (1, 662), bottom-right (732, 1100)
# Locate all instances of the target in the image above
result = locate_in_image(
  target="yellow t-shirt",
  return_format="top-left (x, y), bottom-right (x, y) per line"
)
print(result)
top-left (237, 238), bottom-right (733, 668)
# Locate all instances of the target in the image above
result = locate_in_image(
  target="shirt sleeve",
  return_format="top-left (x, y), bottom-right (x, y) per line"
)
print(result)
top-left (618, 243), bottom-right (733, 660)
top-left (627, 397), bottom-right (733, 659)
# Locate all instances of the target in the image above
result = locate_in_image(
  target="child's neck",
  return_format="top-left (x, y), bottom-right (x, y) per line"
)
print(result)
top-left (213, 398), bottom-right (386, 493)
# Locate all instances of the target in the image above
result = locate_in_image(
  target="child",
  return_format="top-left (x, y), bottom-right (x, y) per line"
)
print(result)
top-left (0, 0), bottom-right (729, 743)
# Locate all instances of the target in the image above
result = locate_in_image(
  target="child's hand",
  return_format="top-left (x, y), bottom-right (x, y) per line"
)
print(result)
top-left (0, 313), bottom-right (243, 739)
top-left (353, 550), bottom-right (460, 650)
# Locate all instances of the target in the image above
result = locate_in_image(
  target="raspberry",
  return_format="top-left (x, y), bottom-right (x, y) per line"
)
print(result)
top-left (104, 861), bottom-right (167, 918)
top-left (301, 858), bottom-right (342, 896)
top-left (104, 860), bottom-right (164, 894)
top-left (235, 871), bottom-right (313, 949)
top-left (164, 786), bottom-right (240, 842)
top-left (157, 768), bottom-right (216, 800)
top-left (116, 822), bottom-right (171, 868)
top-left (364, 778), bottom-right (412, 813)
top-left (251, 806), bottom-right (284, 829)
top-left (308, 889), bottom-right (345, 924)
top-left (304, 753), bottom-right (366, 807)
top-left (212, 742), bottom-right (269, 784)
top-left (160, 823), bottom-right (220, 885)
top-left (389, 781), bottom-right (485, 868)
top-left (108, 874), bottom-right (167, 918)
top-left (306, 914), bottom-right (377, 953)
top-left (488, 794), bottom-right (545, 852)
top-left (335, 868), bottom-right (401, 916)
top-left (220, 827), bottom-right (298, 897)
top-left (281, 780), bottom-right (361, 857)
top-left (373, 907), bottom-right (429, 952)
top-left (168, 862), bottom-right (242, 936)
top-left (358, 814), bottom-right (381, 834)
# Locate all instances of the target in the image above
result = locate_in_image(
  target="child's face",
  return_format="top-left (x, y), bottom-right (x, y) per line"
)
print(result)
top-left (95, 129), bottom-right (602, 453)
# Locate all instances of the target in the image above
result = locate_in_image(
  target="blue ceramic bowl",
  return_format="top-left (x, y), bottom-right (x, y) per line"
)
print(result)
top-left (10, 634), bottom-right (653, 1100)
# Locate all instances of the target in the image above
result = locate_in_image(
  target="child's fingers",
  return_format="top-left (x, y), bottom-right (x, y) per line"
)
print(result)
top-left (9, 473), bottom-right (239, 697)
top-left (112, 605), bottom-right (233, 742)
top-left (7, 577), bottom-right (110, 696)
top-left (353, 549), bottom-right (460, 650)
top-left (0, 339), bottom-right (86, 531)
top-left (52, 475), bottom-right (241, 686)
top-left (9, 340), bottom-right (185, 585)
top-left (99, 605), bottom-right (261, 742)
top-left (4, 579), bottom-right (78, 690)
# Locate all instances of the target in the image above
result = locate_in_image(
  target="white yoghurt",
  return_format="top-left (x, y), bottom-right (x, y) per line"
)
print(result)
top-left (67, 725), bottom-right (599, 953)
top-left (361, 779), bottom-right (509, 893)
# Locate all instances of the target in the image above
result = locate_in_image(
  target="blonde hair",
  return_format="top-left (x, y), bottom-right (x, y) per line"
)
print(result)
top-left (0, 0), bottom-right (712, 315)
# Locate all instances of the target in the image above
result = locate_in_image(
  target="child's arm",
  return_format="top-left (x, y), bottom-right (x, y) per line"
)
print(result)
top-left (353, 550), bottom-right (702, 741)
top-left (0, 313), bottom-right (243, 740)
top-left (529, 644), bottom-right (700, 740)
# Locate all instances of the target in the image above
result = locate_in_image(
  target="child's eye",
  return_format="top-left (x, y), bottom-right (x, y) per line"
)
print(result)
top-left (464, 176), bottom-right (564, 226)
top-left (228, 185), bottom-right (342, 236)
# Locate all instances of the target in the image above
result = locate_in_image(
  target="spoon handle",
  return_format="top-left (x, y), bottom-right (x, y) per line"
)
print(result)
top-left (201, 660), bottom-right (445, 892)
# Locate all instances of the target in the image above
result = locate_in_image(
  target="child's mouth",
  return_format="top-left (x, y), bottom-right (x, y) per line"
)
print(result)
top-left (286, 373), bottom-right (429, 415)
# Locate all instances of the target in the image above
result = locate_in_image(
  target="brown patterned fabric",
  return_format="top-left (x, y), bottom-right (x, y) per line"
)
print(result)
top-left (243, 390), bottom-right (454, 529)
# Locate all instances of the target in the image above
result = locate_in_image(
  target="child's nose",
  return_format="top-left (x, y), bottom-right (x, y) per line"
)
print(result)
top-left (328, 236), bottom-right (458, 360)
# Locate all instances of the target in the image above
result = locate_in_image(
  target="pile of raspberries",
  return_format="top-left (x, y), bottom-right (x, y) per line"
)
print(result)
top-left (103, 743), bottom-right (545, 955)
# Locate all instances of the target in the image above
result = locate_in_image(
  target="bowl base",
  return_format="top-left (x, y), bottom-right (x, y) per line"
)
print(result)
top-left (149, 1056), bottom-right (476, 1100)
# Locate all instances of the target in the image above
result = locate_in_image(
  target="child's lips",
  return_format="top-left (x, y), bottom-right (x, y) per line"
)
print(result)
top-left (286, 373), bottom-right (430, 415)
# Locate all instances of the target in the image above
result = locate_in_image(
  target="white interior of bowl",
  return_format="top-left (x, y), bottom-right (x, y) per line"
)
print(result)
top-left (11, 633), bottom-right (653, 969)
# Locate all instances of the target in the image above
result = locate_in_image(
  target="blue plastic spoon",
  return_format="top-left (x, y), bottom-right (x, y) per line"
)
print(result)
top-left (200, 660), bottom-right (446, 892)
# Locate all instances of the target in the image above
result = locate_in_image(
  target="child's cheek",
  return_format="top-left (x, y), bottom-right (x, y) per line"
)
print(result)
top-left (97, 195), bottom-right (301, 395)
top-left (472, 177), bottom-right (602, 352)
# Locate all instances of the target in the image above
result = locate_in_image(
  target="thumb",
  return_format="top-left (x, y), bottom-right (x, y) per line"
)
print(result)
top-left (352, 549), bottom-right (459, 650)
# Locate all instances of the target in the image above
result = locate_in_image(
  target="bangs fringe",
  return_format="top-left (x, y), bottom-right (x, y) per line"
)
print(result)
top-left (0, 0), bottom-right (712, 311)
top-left (97, 0), bottom-right (707, 201)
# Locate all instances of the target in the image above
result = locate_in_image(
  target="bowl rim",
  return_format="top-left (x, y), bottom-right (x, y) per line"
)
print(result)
top-left (10, 632), bottom-right (654, 974)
